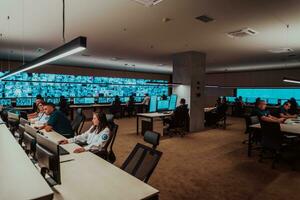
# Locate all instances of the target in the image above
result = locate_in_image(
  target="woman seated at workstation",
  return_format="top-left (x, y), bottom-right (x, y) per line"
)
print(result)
top-left (27, 98), bottom-right (44, 119)
top-left (59, 112), bottom-right (110, 153)
top-left (29, 102), bottom-right (50, 124)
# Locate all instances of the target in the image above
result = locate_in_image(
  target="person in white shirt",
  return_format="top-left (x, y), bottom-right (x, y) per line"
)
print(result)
top-left (58, 112), bottom-right (110, 153)
top-left (30, 102), bottom-right (50, 125)
top-left (142, 93), bottom-right (150, 112)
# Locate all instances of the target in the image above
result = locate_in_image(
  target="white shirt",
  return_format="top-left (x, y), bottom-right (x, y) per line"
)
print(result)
top-left (142, 96), bottom-right (150, 106)
top-left (68, 126), bottom-right (110, 151)
top-left (31, 112), bottom-right (50, 124)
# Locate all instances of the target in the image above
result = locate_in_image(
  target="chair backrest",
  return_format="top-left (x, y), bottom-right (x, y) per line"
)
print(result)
top-left (144, 131), bottom-right (160, 149)
top-left (173, 106), bottom-right (190, 130)
top-left (121, 143), bottom-right (162, 183)
top-left (106, 114), bottom-right (114, 123)
top-left (20, 117), bottom-right (29, 126)
top-left (107, 123), bottom-right (119, 152)
top-left (71, 109), bottom-right (85, 135)
top-left (260, 121), bottom-right (283, 150)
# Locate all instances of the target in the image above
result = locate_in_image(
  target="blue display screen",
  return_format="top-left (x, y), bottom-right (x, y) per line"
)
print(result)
top-left (168, 94), bottom-right (177, 110)
top-left (246, 97), bottom-right (256, 103)
top-left (268, 98), bottom-right (278, 105)
top-left (0, 71), bottom-right (168, 99)
top-left (157, 100), bottom-right (169, 111)
top-left (16, 98), bottom-right (32, 106)
top-left (98, 98), bottom-right (108, 104)
top-left (74, 97), bottom-right (95, 104)
top-left (46, 98), bottom-right (60, 105)
top-left (237, 88), bottom-right (300, 101)
top-left (149, 96), bottom-right (157, 112)
top-left (0, 99), bottom-right (12, 106)
top-left (226, 97), bottom-right (236, 103)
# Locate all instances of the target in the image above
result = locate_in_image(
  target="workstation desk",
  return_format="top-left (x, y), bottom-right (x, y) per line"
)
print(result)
top-left (0, 124), bottom-right (53, 200)
top-left (35, 126), bottom-right (159, 200)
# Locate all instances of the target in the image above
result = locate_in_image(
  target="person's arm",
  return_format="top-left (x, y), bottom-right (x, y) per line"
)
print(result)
top-left (261, 116), bottom-right (285, 123)
top-left (83, 128), bottom-right (110, 151)
top-left (59, 127), bottom-right (91, 144)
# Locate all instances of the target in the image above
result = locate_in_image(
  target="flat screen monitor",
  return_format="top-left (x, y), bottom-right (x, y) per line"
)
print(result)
top-left (120, 97), bottom-right (129, 103)
top-left (268, 98), bottom-right (278, 105)
top-left (149, 96), bottom-right (157, 113)
top-left (36, 133), bottom-right (61, 185)
top-left (46, 98), bottom-right (60, 105)
top-left (246, 97), bottom-right (256, 104)
top-left (135, 97), bottom-right (143, 103)
top-left (281, 99), bottom-right (289, 105)
top-left (297, 101), bottom-right (300, 106)
top-left (0, 99), bottom-right (12, 106)
top-left (74, 98), bottom-right (94, 104)
top-left (168, 94), bottom-right (177, 111)
top-left (16, 98), bottom-right (32, 107)
top-left (98, 97), bottom-right (108, 104)
top-left (226, 97), bottom-right (236, 103)
top-left (157, 100), bottom-right (169, 111)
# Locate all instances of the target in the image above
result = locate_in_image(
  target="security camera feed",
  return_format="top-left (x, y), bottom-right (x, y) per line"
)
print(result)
top-left (149, 96), bottom-right (157, 112)
top-left (157, 100), bottom-right (169, 111)
top-left (168, 94), bottom-right (177, 110)
top-left (0, 99), bottom-right (11, 106)
top-left (16, 98), bottom-right (32, 106)
top-left (0, 71), bottom-right (169, 104)
top-left (46, 98), bottom-right (60, 105)
top-left (74, 97), bottom-right (95, 105)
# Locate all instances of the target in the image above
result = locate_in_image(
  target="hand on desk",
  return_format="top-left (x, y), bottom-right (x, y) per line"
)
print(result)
top-left (73, 147), bottom-right (86, 153)
top-left (59, 139), bottom-right (69, 145)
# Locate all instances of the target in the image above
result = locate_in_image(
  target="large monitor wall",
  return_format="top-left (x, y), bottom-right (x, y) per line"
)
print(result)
top-left (0, 71), bottom-right (169, 98)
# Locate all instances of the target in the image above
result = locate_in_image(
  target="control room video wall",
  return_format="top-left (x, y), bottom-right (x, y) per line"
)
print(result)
top-left (0, 71), bottom-right (169, 99)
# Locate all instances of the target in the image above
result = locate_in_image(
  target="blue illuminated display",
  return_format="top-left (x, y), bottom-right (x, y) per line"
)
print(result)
top-left (149, 96), bottom-right (157, 112)
top-left (237, 88), bottom-right (300, 100)
top-left (157, 100), bottom-right (169, 111)
top-left (168, 94), bottom-right (177, 111)
top-left (0, 72), bottom-right (168, 99)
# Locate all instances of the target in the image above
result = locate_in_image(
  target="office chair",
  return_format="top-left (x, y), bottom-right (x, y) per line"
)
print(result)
top-left (167, 108), bottom-right (190, 137)
top-left (7, 111), bottom-right (20, 136)
top-left (121, 131), bottom-right (163, 183)
top-left (259, 121), bottom-right (298, 169)
top-left (244, 115), bottom-right (261, 156)
top-left (92, 123), bottom-right (119, 163)
top-left (71, 108), bottom-right (85, 135)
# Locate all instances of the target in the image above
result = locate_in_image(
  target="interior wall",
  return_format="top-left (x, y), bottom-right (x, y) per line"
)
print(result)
top-left (204, 68), bottom-right (300, 106)
top-left (0, 60), bottom-right (171, 81)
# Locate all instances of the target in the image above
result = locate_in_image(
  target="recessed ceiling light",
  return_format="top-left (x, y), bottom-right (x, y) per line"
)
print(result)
top-left (133, 0), bottom-right (164, 7)
top-left (158, 64), bottom-right (164, 66)
top-left (227, 28), bottom-right (258, 38)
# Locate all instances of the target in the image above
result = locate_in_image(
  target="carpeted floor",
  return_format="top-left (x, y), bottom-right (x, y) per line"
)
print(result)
top-left (82, 117), bottom-right (300, 200)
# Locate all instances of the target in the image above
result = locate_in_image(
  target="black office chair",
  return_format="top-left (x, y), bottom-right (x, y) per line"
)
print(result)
top-left (244, 115), bottom-right (261, 156)
top-left (71, 108), bottom-right (85, 135)
top-left (259, 121), bottom-right (298, 169)
top-left (121, 131), bottom-right (163, 183)
top-left (167, 108), bottom-right (190, 137)
top-left (92, 123), bottom-right (119, 163)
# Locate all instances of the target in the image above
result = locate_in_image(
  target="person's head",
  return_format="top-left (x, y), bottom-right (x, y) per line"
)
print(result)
top-left (290, 97), bottom-right (296, 104)
top-left (145, 93), bottom-right (149, 97)
top-left (60, 96), bottom-right (65, 101)
top-left (35, 98), bottom-right (43, 106)
top-left (217, 97), bottom-right (221, 104)
top-left (257, 100), bottom-right (267, 110)
top-left (43, 103), bottom-right (56, 115)
top-left (283, 101), bottom-right (291, 110)
top-left (180, 98), bottom-right (186, 105)
top-left (37, 102), bottom-right (45, 113)
top-left (91, 112), bottom-right (109, 133)
top-left (36, 94), bottom-right (42, 100)
top-left (238, 96), bottom-right (243, 101)
top-left (222, 96), bottom-right (227, 103)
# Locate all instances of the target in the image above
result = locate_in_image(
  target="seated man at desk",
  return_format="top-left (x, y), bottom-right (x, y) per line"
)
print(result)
top-left (278, 101), bottom-right (297, 119)
top-left (253, 100), bottom-right (285, 123)
top-left (165, 98), bottom-right (189, 132)
top-left (39, 102), bottom-right (74, 138)
top-left (59, 112), bottom-right (110, 153)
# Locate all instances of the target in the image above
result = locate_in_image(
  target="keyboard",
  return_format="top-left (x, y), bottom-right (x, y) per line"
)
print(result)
top-left (59, 146), bottom-right (70, 155)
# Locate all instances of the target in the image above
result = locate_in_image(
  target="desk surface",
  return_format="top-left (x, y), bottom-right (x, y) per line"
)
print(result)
top-left (137, 112), bottom-right (173, 118)
top-left (70, 103), bottom-right (143, 108)
top-left (0, 124), bottom-right (53, 200)
top-left (250, 120), bottom-right (300, 135)
top-left (38, 127), bottom-right (159, 200)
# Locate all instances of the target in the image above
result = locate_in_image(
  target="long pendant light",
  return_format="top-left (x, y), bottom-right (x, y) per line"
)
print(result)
top-left (0, 36), bottom-right (87, 81)
top-left (283, 77), bottom-right (300, 84)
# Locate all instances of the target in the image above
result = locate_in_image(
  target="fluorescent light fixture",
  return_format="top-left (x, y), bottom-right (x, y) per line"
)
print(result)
top-left (0, 36), bottom-right (87, 80)
top-left (283, 77), bottom-right (300, 84)
top-left (205, 85), bottom-right (219, 88)
top-left (146, 81), bottom-right (182, 87)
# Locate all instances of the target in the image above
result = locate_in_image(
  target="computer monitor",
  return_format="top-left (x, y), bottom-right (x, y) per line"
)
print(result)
top-left (268, 98), bottom-right (278, 105)
top-left (281, 99), bottom-right (289, 105)
top-left (36, 133), bottom-right (61, 186)
top-left (246, 97), bottom-right (256, 104)
top-left (0, 99), bottom-right (12, 106)
top-left (168, 94), bottom-right (177, 111)
top-left (157, 100), bottom-right (169, 111)
top-left (135, 97), bottom-right (143, 103)
top-left (120, 97), bottom-right (129, 103)
top-left (16, 98), bottom-right (32, 107)
top-left (46, 98), bottom-right (60, 105)
top-left (226, 97), bottom-right (236, 103)
top-left (84, 97), bottom-right (95, 104)
top-left (98, 97), bottom-right (108, 104)
top-left (149, 96), bottom-right (157, 113)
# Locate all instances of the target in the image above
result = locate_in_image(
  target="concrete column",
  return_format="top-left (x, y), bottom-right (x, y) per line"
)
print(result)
top-left (172, 51), bottom-right (206, 132)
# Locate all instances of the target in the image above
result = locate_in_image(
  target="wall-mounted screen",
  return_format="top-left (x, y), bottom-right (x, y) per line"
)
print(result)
top-left (226, 97), bottom-right (236, 103)
top-left (0, 99), bottom-right (12, 106)
top-left (16, 98), bottom-right (32, 106)
top-left (0, 71), bottom-right (168, 99)
top-left (46, 98), bottom-right (60, 105)
top-left (157, 100), bottom-right (169, 111)
top-left (237, 88), bottom-right (300, 100)
top-left (74, 97), bottom-right (95, 105)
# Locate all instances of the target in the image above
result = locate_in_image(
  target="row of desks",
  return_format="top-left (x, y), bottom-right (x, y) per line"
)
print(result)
top-left (0, 122), bottom-right (159, 200)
